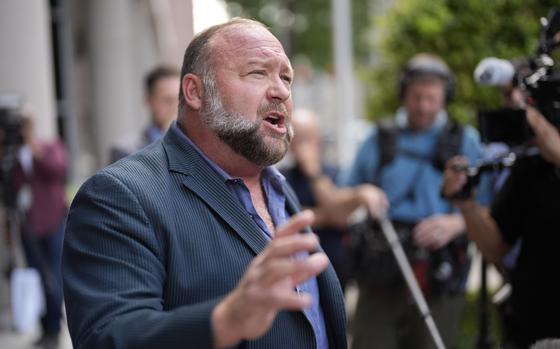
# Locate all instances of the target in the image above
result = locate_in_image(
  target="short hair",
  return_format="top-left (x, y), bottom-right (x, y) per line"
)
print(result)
top-left (177, 18), bottom-right (268, 114)
top-left (144, 65), bottom-right (179, 96)
top-left (398, 53), bottom-right (455, 103)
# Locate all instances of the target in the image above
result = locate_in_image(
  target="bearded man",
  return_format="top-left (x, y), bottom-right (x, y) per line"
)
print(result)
top-left (62, 18), bottom-right (347, 349)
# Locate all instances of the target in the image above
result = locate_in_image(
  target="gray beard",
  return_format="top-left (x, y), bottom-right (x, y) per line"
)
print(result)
top-left (199, 78), bottom-right (292, 167)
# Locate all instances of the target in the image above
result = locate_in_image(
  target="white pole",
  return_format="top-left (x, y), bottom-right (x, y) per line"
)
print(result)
top-left (331, 0), bottom-right (356, 166)
top-left (0, 0), bottom-right (57, 140)
top-left (88, 0), bottom-right (136, 167)
top-left (378, 215), bottom-right (447, 349)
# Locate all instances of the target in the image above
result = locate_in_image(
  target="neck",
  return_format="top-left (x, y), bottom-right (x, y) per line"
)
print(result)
top-left (152, 120), bottom-right (167, 132)
top-left (409, 123), bottom-right (429, 132)
top-left (407, 117), bottom-right (438, 133)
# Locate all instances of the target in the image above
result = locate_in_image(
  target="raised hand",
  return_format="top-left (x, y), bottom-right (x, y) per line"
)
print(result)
top-left (211, 211), bottom-right (329, 348)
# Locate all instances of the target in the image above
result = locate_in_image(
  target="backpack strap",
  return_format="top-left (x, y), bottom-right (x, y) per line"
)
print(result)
top-left (375, 118), bottom-right (399, 181)
top-left (375, 117), bottom-right (464, 177)
top-left (432, 119), bottom-right (464, 172)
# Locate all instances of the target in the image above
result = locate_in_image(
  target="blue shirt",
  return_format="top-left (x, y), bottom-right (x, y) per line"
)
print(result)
top-left (146, 124), bottom-right (164, 144)
top-left (172, 123), bottom-right (329, 349)
top-left (343, 108), bottom-right (491, 222)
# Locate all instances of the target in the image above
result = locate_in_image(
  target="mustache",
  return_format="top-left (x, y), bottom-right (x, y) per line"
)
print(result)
top-left (257, 102), bottom-right (288, 118)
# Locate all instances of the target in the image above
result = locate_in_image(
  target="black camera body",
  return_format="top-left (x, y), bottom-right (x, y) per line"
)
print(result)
top-left (478, 107), bottom-right (532, 146)
top-left (0, 93), bottom-right (25, 158)
top-left (478, 8), bottom-right (560, 146)
top-left (0, 100), bottom-right (24, 150)
top-left (0, 94), bottom-right (25, 208)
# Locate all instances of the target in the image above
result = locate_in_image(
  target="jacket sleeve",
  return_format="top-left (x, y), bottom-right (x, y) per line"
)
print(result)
top-left (63, 172), bottom-right (219, 349)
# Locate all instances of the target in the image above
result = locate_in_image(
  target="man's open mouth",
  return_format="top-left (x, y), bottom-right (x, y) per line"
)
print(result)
top-left (264, 112), bottom-right (286, 129)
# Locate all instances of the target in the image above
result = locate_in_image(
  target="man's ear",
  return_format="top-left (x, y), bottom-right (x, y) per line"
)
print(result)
top-left (182, 73), bottom-right (203, 110)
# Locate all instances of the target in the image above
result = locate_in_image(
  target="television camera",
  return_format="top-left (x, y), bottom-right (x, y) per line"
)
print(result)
top-left (474, 8), bottom-right (560, 147)
top-left (451, 8), bottom-right (560, 199)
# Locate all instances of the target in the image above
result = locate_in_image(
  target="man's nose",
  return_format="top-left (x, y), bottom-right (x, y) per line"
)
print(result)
top-left (267, 76), bottom-right (291, 102)
top-left (418, 98), bottom-right (435, 112)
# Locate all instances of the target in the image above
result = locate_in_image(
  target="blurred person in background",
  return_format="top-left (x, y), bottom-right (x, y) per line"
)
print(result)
top-left (109, 65), bottom-right (180, 163)
top-left (344, 54), bottom-right (489, 349)
top-left (282, 109), bottom-right (388, 290)
top-left (441, 106), bottom-right (560, 348)
top-left (12, 107), bottom-right (68, 349)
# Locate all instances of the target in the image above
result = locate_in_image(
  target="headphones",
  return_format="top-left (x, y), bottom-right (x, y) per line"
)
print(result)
top-left (398, 54), bottom-right (456, 104)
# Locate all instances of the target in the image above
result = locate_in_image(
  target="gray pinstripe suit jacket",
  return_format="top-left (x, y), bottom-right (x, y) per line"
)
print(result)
top-left (63, 125), bottom-right (347, 349)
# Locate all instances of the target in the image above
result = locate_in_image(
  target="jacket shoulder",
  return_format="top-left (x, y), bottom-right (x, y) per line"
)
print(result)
top-left (103, 142), bottom-right (168, 184)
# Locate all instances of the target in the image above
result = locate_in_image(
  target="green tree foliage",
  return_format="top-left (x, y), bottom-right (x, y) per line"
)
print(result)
top-left (365, 0), bottom-right (558, 124)
top-left (225, 0), bottom-right (371, 70)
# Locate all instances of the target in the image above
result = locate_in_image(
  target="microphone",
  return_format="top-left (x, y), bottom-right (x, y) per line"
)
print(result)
top-left (474, 57), bottom-right (515, 86)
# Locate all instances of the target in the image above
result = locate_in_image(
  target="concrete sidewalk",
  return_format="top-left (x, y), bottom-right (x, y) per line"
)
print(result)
top-left (0, 266), bottom-right (72, 348)
top-left (0, 326), bottom-right (72, 349)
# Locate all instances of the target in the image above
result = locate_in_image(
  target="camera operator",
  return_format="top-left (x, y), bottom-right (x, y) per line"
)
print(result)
top-left (11, 107), bottom-right (68, 349)
top-left (345, 53), bottom-right (490, 349)
top-left (441, 106), bottom-right (560, 348)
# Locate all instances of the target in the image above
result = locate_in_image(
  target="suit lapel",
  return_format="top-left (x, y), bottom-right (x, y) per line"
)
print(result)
top-left (163, 126), bottom-right (269, 256)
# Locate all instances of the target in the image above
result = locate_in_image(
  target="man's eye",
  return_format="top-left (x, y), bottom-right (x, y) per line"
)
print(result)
top-left (250, 70), bottom-right (266, 77)
top-left (281, 75), bottom-right (293, 84)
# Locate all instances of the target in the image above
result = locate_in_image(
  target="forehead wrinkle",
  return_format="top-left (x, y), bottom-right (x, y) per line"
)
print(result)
top-left (213, 25), bottom-right (291, 70)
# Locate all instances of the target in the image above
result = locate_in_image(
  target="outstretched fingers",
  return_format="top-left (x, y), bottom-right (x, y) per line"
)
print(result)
top-left (211, 211), bottom-right (330, 347)
top-left (255, 251), bottom-right (329, 288)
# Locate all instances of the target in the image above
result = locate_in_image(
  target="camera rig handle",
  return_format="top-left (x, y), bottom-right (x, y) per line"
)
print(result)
top-left (449, 147), bottom-right (540, 201)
